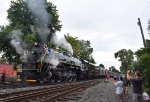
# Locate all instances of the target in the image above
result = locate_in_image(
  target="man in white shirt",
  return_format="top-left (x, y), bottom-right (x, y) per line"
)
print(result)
top-left (114, 77), bottom-right (124, 102)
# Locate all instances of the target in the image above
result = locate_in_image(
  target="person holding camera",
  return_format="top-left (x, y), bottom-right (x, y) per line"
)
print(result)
top-left (114, 76), bottom-right (124, 102)
top-left (123, 74), bottom-right (130, 99)
top-left (127, 71), bottom-right (143, 102)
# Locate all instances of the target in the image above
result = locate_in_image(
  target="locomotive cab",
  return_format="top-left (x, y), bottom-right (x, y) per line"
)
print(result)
top-left (17, 63), bottom-right (39, 82)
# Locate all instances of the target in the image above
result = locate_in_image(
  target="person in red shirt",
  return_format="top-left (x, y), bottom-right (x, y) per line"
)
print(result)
top-left (105, 71), bottom-right (110, 82)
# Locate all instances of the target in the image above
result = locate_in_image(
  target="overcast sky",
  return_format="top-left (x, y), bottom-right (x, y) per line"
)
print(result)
top-left (0, 0), bottom-right (150, 70)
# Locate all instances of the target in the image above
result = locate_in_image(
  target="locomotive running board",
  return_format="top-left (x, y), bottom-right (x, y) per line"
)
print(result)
top-left (17, 79), bottom-right (37, 82)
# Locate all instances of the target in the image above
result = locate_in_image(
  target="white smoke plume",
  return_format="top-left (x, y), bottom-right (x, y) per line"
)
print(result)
top-left (10, 30), bottom-right (24, 55)
top-left (27, 0), bottom-right (51, 43)
top-left (44, 53), bottom-right (59, 69)
top-left (27, 0), bottom-right (73, 60)
top-left (51, 34), bottom-right (73, 55)
top-left (10, 30), bottom-right (29, 62)
top-left (59, 38), bottom-right (73, 55)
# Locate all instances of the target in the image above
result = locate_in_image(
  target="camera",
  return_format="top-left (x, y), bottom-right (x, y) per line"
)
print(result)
top-left (114, 77), bottom-right (117, 80)
top-left (127, 70), bottom-right (132, 75)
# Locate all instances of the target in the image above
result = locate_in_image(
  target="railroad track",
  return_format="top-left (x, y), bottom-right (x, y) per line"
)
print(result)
top-left (0, 82), bottom-right (23, 89)
top-left (0, 81), bottom-right (49, 89)
top-left (0, 79), bottom-right (101, 102)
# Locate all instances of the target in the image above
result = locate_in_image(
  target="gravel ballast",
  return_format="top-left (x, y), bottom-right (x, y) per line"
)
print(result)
top-left (69, 78), bottom-right (133, 102)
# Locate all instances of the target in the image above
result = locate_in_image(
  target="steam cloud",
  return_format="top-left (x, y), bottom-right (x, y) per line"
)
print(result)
top-left (10, 30), bottom-right (24, 55)
top-left (27, 0), bottom-right (51, 43)
top-left (51, 34), bottom-right (73, 55)
top-left (9, 0), bottom-right (75, 66)
top-left (59, 38), bottom-right (73, 55)
top-left (44, 52), bottom-right (59, 68)
top-left (27, 0), bottom-right (73, 55)
top-left (9, 30), bottom-right (29, 62)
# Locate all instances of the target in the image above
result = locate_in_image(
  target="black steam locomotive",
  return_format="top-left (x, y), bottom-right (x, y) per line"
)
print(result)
top-left (17, 43), bottom-right (90, 83)
top-left (16, 42), bottom-right (113, 83)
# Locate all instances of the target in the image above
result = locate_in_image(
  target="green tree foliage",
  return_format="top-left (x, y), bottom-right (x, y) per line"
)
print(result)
top-left (135, 39), bottom-right (150, 93)
top-left (65, 34), bottom-right (95, 64)
top-left (0, 0), bottom-right (62, 65)
top-left (7, 0), bottom-right (62, 34)
top-left (64, 34), bottom-right (81, 57)
top-left (0, 26), bottom-right (21, 65)
top-left (114, 49), bottom-right (134, 73)
top-left (80, 40), bottom-right (95, 63)
top-left (109, 66), bottom-right (120, 73)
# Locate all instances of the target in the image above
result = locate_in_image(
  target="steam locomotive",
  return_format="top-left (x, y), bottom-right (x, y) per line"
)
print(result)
top-left (16, 43), bottom-right (116, 83)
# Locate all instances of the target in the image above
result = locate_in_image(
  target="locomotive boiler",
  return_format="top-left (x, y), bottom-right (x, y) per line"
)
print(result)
top-left (17, 43), bottom-right (88, 83)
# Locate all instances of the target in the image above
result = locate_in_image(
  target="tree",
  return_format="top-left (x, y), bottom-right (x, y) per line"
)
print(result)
top-left (109, 66), bottom-right (119, 73)
top-left (64, 34), bottom-right (81, 57)
top-left (79, 40), bottom-right (95, 63)
top-left (135, 39), bottom-right (150, 93)
top-left (114, 49), bottom-right (134, 73)
top-left (0, 0), bottom-right (62, 65)
top-left (7, 0), bottom-right (62, 34)
top-left (65, 34), bottom-right (95, 64)
top-left (0, 26), bottom-right (20, 65)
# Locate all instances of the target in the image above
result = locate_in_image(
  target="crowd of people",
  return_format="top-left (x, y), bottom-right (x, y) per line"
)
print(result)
top-left (112, 71), bottom-right (150, 102)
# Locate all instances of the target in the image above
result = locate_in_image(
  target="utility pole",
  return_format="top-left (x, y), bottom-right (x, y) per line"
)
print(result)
top-left (137, 18), bottom-right (146, 47)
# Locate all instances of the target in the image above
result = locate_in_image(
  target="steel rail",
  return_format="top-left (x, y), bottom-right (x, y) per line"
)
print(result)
top-left (0, 79), bottom-right (100, 102)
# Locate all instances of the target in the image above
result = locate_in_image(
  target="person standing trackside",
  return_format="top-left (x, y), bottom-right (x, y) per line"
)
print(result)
top-left (123, 74), bottom-right (130, 99)
top-left (1, 73), bottom-right (6, 83)
top-left (105, 71), bottom-right (110, 82)
top-left (127, 71), bottom-right (143, 102)
top-left (114, 76), bottom-right (124, 102)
